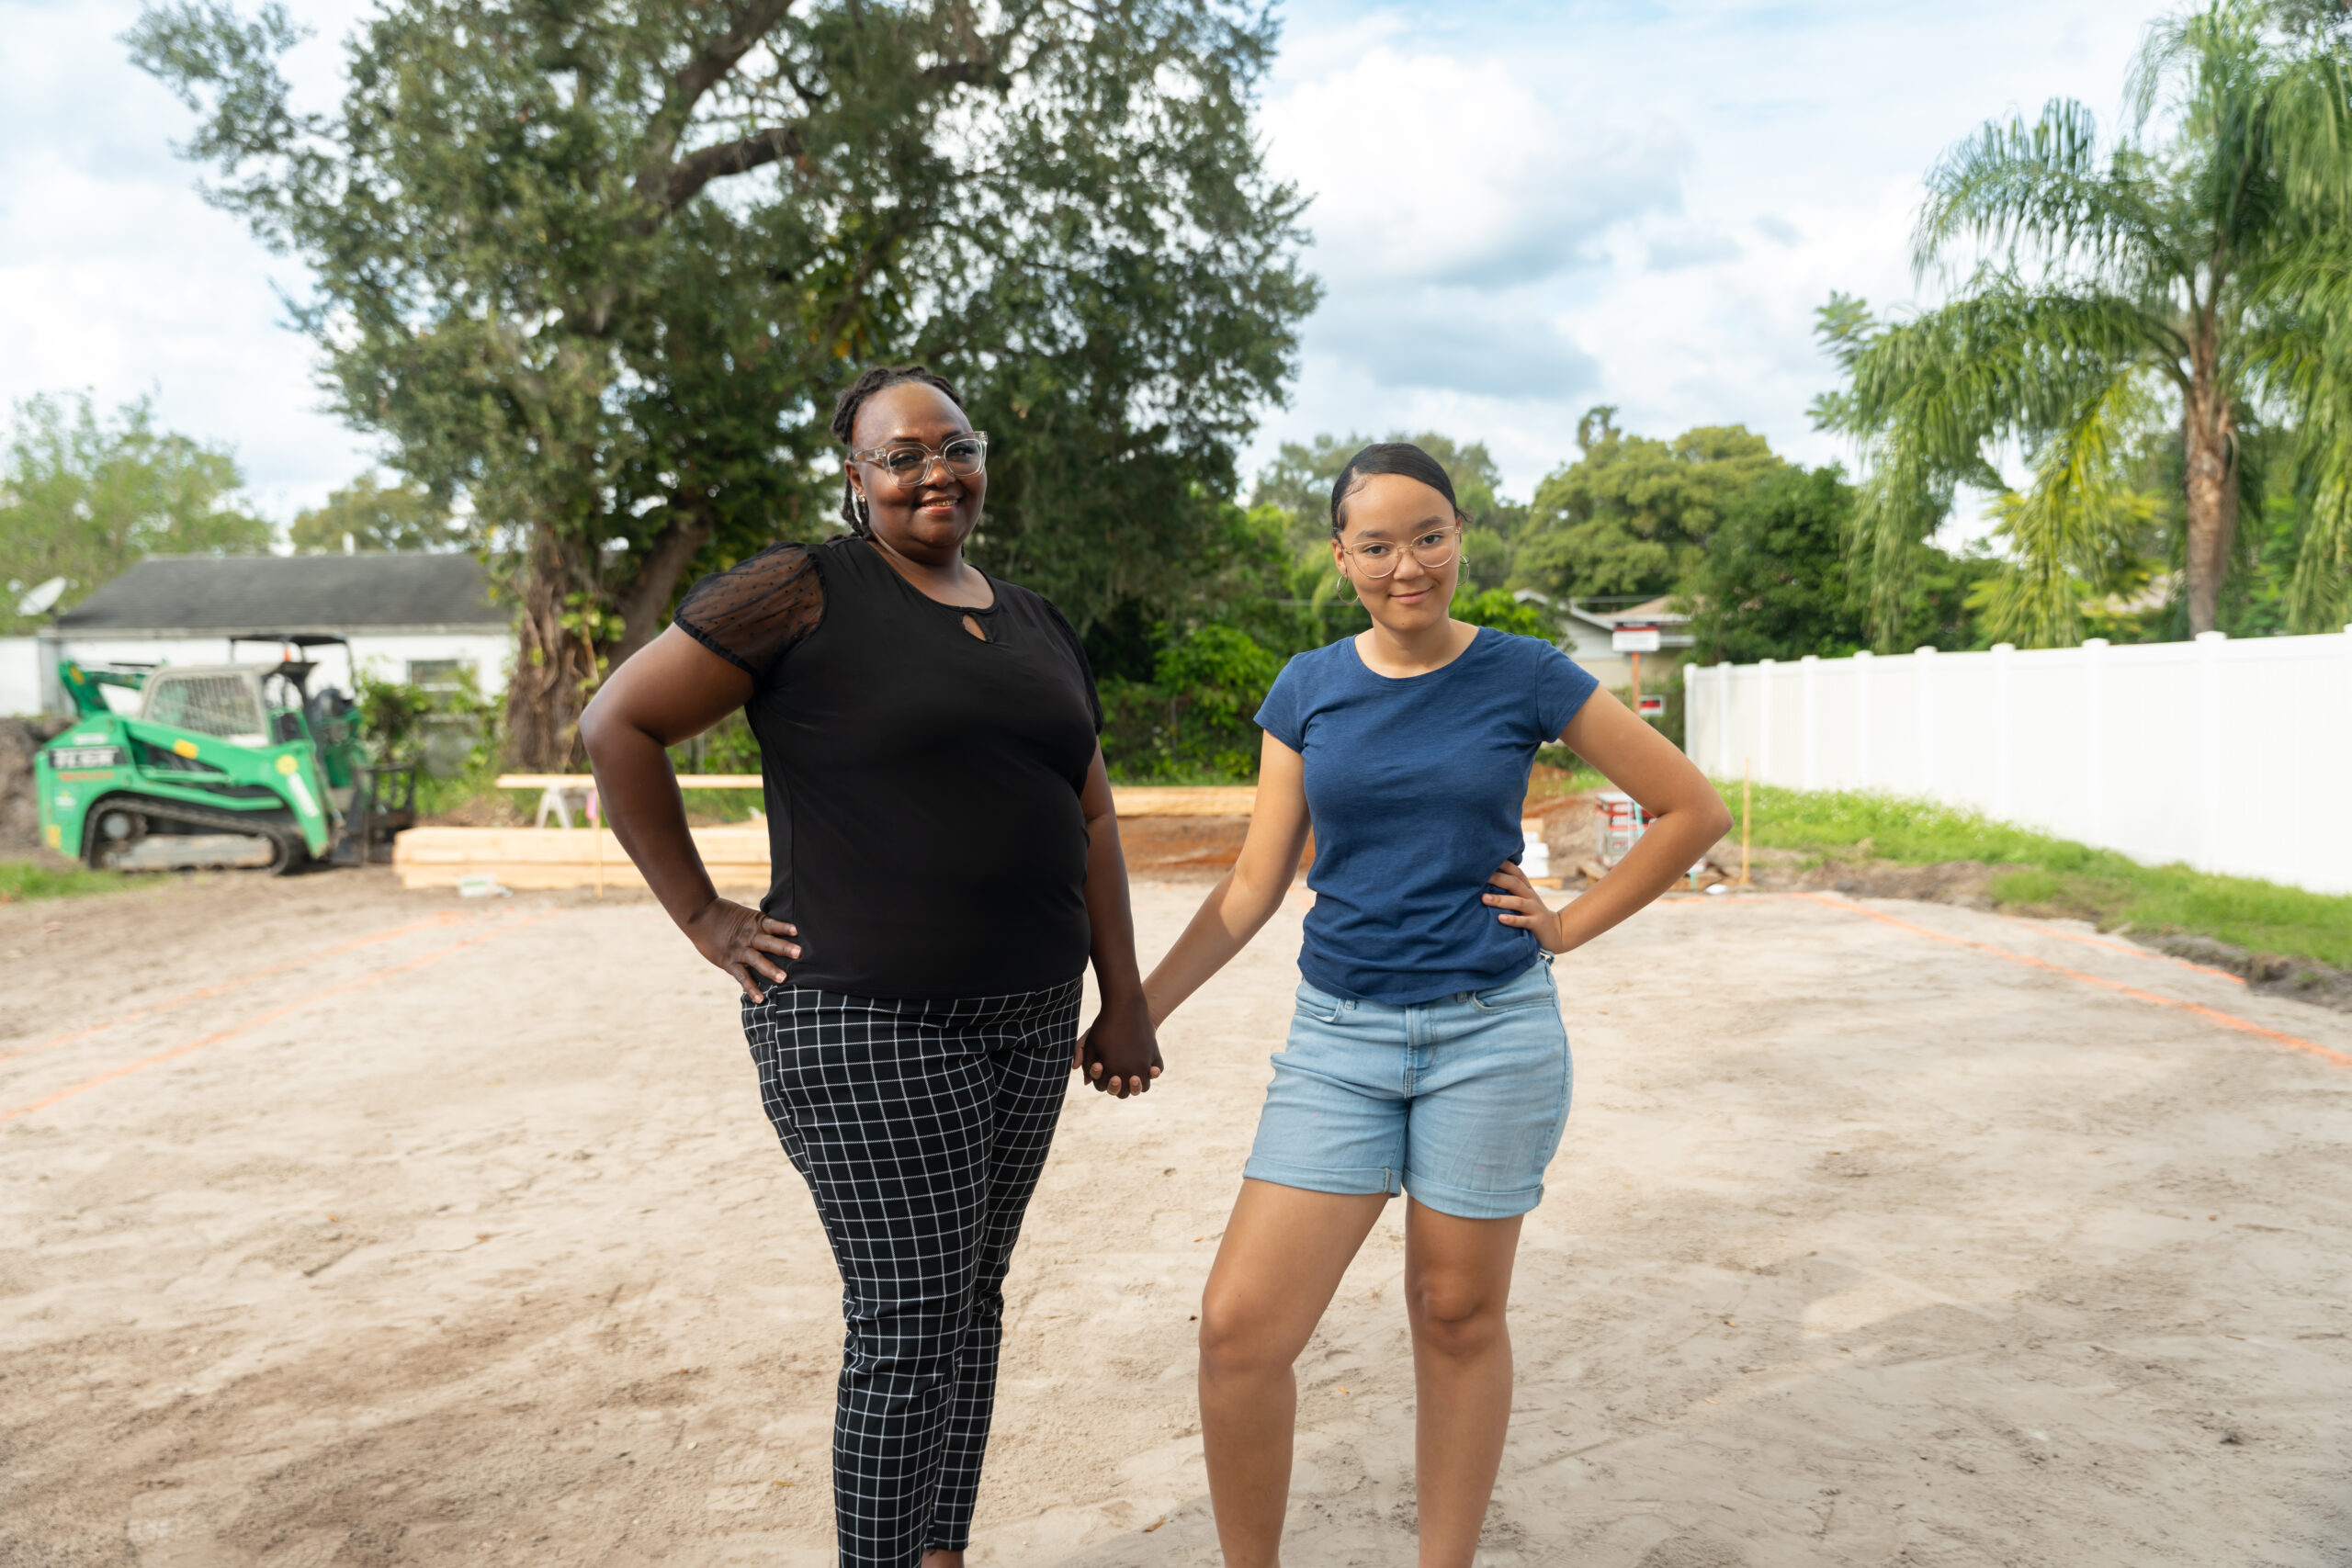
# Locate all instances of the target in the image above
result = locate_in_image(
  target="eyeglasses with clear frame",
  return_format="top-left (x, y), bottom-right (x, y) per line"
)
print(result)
top-left (849, 433), bottom-right (989, 487)
top-left (1339, 523), bottom-right (1462, 579)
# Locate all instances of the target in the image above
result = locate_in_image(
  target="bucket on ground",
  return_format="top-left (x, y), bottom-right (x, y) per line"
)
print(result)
top-left (1596, 790), bottom-right (1652, 868)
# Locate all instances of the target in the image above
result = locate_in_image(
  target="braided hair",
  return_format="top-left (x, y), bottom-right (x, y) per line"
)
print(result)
top-left (830, 365), bottom-right (967, 536)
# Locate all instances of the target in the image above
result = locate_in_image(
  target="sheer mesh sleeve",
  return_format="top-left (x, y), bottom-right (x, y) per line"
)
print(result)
top-left (673, 542), bottom-right (823, 682)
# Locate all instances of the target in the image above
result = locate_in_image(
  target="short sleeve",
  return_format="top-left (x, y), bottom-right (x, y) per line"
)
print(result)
top-left (1533, 640), bottom-right (1600, 738)
top-left (1038, 599), bottom-right (1105, 734)
top-left (1255, 656), bottom-right (1307, 751)
top-left (673, 543), bottom-right (823, 684)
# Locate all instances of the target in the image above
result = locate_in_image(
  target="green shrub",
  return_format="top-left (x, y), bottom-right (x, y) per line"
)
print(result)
top-left (1454, 589), bottom-right (1553, 638)
top-left (353, 667), bottom-right (499, 778)
top-left (1102, 626), bottom-right (1284, 783)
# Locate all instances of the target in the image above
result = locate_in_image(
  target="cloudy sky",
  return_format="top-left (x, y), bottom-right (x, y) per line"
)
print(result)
top-left (0, 0), bottom-right (2165, 524)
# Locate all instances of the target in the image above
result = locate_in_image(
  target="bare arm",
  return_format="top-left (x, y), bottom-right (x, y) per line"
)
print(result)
top-left (577, 626), bottom-right (800, 999)
top-left (1073, 745), bottom-right (1162, 1098)
top-left (1136, 731), bottom-right (1314, 1028)
top-left (1484, 688), bottom-right (1733, 953)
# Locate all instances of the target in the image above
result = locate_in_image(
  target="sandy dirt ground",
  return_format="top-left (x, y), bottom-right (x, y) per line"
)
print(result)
top-left (2, 868), bottom-right (2349, 1567)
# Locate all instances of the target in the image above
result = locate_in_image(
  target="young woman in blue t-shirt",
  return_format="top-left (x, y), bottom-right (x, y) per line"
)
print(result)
top-left (1106, 442), bottom-right (1730, 1567)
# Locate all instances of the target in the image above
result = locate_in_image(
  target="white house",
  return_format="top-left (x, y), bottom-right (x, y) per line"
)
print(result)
top-left (13, 554), bottom-right (515, 715)
top-left (1520, 591), bottom-right (1695, 692)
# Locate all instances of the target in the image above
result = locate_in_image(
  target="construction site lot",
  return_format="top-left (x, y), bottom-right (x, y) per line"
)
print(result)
top-left (3, 870), bottom-right (2348, 1568)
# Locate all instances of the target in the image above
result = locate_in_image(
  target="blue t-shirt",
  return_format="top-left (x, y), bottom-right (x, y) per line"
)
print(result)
top-left (1255, 627), bottom-right (1599, 1005)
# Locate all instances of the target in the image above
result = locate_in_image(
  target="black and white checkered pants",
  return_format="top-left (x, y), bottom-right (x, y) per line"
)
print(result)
top-left (742, 976), bottom-right (1080, 1568)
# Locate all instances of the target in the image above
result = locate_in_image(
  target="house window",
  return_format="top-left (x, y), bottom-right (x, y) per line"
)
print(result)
top-left (407, 659), bottom-right (469, 691)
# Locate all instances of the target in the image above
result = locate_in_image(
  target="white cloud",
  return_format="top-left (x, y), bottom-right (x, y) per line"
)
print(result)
top-left (0, 0), bottom-right (376, 522)
top-left (1309, 287), bottom-right (1600, 398)
top-left (1264, 46), bottom-right (1687, 289)
top-left (1643, 218), bottom-right (1745, 272)
top-left (1250, 0), bottom-right (2165, 503)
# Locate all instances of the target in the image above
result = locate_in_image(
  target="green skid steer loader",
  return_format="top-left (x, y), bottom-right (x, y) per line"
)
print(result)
top-left (34, 636), bottom-right (417, 874)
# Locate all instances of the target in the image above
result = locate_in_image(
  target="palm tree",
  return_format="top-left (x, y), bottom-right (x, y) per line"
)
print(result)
top-left (1817, 0), bottom-right (2352, 645)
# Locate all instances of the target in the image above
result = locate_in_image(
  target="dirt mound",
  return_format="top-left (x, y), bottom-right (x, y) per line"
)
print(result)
top-left (0, 716), bottom-right (70, 856)
top-left (1525, 790), bottom-right (1597, 860)
top-left (1119, 791), bottom-right (1596, 881)
top-left (1534, 809), bottom-right (2015, 908)
top-left (1118, 814), bottom-right (1252, 874)
top-left (2152, 932), bottom-right (2352, 1013)
top-left (1792, 856), bottom-right (2018, 908)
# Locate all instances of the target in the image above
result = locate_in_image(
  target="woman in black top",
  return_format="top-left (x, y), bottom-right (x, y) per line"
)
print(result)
top-left (581, 365), bottom-right (1160, 1568)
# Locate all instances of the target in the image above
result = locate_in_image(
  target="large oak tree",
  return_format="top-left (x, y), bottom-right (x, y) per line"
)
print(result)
top-left (133, 0), bottom-right (1313, 764)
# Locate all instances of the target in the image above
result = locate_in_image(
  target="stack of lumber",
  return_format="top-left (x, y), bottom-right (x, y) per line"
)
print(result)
top-left (391, 825), bottom-right (768, 892)
top-left (390, 784), bottom-right (1259, 893)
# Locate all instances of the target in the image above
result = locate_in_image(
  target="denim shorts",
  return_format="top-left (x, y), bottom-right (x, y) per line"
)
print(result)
top-left (1241, 956), bottom-right (1573, 1221)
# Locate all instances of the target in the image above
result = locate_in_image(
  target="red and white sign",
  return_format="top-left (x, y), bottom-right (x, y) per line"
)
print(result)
top-left (1636, 694), bottom-right (1667, 716)
top-left (1612, 625), bottom-right (1662, 653)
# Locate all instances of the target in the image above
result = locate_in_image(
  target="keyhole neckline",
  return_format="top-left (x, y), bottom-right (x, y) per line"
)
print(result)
top-left (860, 536), bottom-right (998, 615)
top-left (856, 536), bottom-right (1003, 645)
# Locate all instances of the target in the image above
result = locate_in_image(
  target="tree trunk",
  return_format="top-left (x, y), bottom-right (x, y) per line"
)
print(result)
top-left (503, 535), bottom-right (602, 772)
top-left (607, 498), bottom-right (717, 671)
top-left (2182, 369), bottom-right (2238, 636)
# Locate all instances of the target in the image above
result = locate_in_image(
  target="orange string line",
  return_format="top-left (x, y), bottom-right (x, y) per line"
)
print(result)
top-left (2008, 919), bottom-right (2247, 986)
top-left (1664, 889), bottom-right (2249, 984)
top-left (1794, 893), bottom-right (2350, 1071)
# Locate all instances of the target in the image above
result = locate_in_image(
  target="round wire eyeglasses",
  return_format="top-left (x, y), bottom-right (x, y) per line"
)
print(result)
top-left (1340, 525), bottom-right (1461, 579)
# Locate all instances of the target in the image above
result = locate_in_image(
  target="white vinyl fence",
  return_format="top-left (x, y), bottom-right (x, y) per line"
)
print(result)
top-left (1684, 629), bottom-right (2352, 896)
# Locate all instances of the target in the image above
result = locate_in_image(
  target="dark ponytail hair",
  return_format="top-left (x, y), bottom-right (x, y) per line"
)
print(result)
top-left (829, 365), bottom-right (967, 535)
top-left (1329, 441), bottom-right (1466, 536)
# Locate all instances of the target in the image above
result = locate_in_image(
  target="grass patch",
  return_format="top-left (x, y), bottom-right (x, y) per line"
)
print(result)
top-left (1716, 781), bottom-right (2352, 970)
top-left (0, 859), bottom-right (137, 904)
top-left (1532, 746), bottom-right (1607, 798)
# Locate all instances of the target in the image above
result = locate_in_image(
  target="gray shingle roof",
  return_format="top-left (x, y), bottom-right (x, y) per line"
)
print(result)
top-left (53, 554), bottom-right (508, 636)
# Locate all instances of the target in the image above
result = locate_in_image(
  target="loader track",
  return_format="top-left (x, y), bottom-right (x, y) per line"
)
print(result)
top-left (85, 793), bottom-right (310, 875)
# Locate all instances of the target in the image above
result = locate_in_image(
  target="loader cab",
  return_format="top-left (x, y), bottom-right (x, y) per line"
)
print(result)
top-left (223, 636), bottom-right (363, 785)
top-left (138, 662), bottom-right (353, 777)
top-left (141, 666), bottom-right (277, 748)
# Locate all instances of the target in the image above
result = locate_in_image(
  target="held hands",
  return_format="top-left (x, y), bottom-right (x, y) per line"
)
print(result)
top-left (1485, 861), bottom-right (1568, 952)
top-left (1072, 988), bottom-right (1163, 1100)
top-left (686, 897), bottom-right (802, 1000)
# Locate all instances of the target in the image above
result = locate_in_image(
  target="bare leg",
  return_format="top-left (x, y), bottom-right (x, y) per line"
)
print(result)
top-left (1198, 1179), bottom-right (1390, 1568)
top-left (920, 1553), bottom-right (963, 1568)
top-left (1403, 1200), bottom-right (1524, 1568)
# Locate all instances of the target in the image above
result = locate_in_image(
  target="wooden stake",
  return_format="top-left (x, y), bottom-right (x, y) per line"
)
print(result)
top-left (1739, 757), bottom-right (1752, 886)
top-left (589, 785), bottom-right (605, 900)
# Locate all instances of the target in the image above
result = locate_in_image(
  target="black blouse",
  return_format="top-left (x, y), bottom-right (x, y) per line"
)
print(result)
top-left (674, 534), bottom-right (1103, 999)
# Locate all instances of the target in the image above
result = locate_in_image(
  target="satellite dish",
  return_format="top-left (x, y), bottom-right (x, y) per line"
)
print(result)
top-left (17, 576), bottom-right (66, 616)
